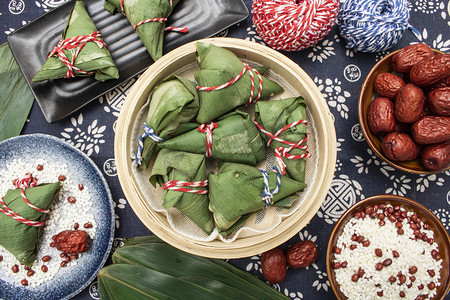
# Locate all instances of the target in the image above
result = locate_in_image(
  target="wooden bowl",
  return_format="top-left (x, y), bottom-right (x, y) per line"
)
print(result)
top-left (115, 37), bottom-right (336, 258)
top-left (358, 49), bottom-right (449, 174)
top-left (326, 195), bottom-right (450, 300)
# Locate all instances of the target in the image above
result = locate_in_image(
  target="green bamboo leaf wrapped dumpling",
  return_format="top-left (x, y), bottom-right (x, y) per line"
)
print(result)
top-left (0, 180), bottom-right (61, 266)
top-left (158, 111), bottom-right (266, 166)
top-left (254, 97), bottom-right (310, 183)
top-left (150, 149), bottom-right (214, 235)
top-left (194, 42), bottom-right (284, 123)
top-left (208, 162), bottom-right (306, 233)
top-left (135, 75), bottom-right (199, 170)
top-left (104, 0), bottom-right (183, 61)
top-left (32, 1), bottom-right (119, 83)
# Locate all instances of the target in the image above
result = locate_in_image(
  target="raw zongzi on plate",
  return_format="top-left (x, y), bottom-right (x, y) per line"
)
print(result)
top-left (104, 0), bottom-right (187, 62)
top-left (0, 176), bottom-right (61, 266)
top-left (32, 1), bottom-right (119, 83)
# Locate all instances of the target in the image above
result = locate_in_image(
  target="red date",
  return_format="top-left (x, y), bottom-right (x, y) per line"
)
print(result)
top-left (286, 241), bottom-right (318, 269)
top-left (261, 248), bottom-right (287, 284)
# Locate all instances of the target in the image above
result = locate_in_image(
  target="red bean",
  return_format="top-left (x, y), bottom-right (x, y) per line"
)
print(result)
top-left (399, 291), bottom-right (405, 298)
top-left (395, 221), bottom-right (403, 228)
top-left (377, 291), bottom-right (383, 297)
top-left (399, 275), bottom-right (406, 284)
top-left (410, 276), bottom-right (416, 282)
top-left (0, 255), bottom-right (3, 262)
top-left (418, 284), bottom-right (424, 290)
top-left (351, 234), bottom-right (357, 241)
top-left (365, 207), bottom-right (373, 215)
top-left (67, 196), bottom-right (76, 204)
top-left (50, 242), bottom-right (55, 247)
top-left (375, 263), bottom-right (384, 271)
top-left (58, 175), bottom-right (66, 181)
top-left (377, 213), bottom-right (385, 220)
top-left (375, 248), bottom-right (383, 257)
top-left (428, 270), bottom-right (435, 277)
top-left (334, 247), bottom-right (341, 254)
top-left (60, 253), bottom-right (67, 258)
top-left (409, 266), bottom-right (418, 274)
top-left (21, 279), bottom-right (28, 286)
top-left (27, 270), bottom-right (35, 277)
top-left (74, 223), bottom-right (79, 230)
top-left (362, 240), bottom-right (370, 247)
top-left (428, 282), bottom-right (436, 290)
top-left (36, 164), bottom-right (44, 171)
top-left (333, 262), bottom-right (341, 269)
top-left (41, 265), bottom-right (48, 273)
top-left (350, 244), bottom-right (357, 250)
top-left (341, 261), bottom-right (348, 268)
top-left (389, 276), bottom-right (396, 283)
top-left (42, 255), bottom-right (51, 262)
top-left (60, 261), bottom-right (67, 267)
top-left (379, 220), bottom-right (386, 226)
top-left (392, 250), bottom-right (400, 258)
top-left (356, 235), bottom-right (364, 243)
top-left (383, 259), bottom-right (392, 266)
top-left (84, 222), bottom-right (93, 228)
top-left (351, 274), bottom-right (359, 282)
top-left (397, 228), bottom-right (404, 235)
top-left (12, 265), bottom-right (19, 273)
top-left (358, 268), bottom-right (365, 278)
top-left (78, 183), bottom-right (84, 191)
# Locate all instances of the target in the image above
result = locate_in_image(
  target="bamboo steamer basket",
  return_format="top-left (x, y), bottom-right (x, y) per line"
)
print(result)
top-left (115, 37), bottom-right (337, 258)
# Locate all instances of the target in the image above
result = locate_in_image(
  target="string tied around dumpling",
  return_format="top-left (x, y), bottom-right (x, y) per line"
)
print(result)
top-left (252, 0), bottom-right (340, 51)
top-left (0, 174), bottom-right (48, 227)
top-left (337, 0), bottom-right (421, 52)
top-left (198, 122), bottom-right (218, 158)
top-left (260, 166), bottom-right (282, 207)
top-left (196, 63), bottom-right (264, 106)
top-left (163, 180), bottom-right (209, 194)
top-left (47, 31), bottom-right (107, 78)
top-left (135, 123), bottom-right (165, 166)
top-left (120, 0), bottom-right (188, 33)
top-left (253, 119), bottom-right (311, 174)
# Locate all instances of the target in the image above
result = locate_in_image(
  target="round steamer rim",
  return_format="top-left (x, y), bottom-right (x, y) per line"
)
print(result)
top-left (114, 37), bottom-right (337, 258)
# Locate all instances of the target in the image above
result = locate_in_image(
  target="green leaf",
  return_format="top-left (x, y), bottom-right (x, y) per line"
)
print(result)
top-left (0, 43), bottom-right (34, 142)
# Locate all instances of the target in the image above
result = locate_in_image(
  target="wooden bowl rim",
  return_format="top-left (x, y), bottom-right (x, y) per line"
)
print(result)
top-left (326, 194), bottom-right (450, 300)
top-left (357, 49), bottom-right (449, 174)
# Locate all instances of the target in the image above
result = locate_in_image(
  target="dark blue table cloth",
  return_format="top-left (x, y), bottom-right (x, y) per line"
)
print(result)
top-left (1, 0), bottom-right (449, 299)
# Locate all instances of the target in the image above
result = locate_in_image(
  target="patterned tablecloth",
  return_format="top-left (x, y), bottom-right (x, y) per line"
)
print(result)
top-left (1, 0), bottom-right (449, 299)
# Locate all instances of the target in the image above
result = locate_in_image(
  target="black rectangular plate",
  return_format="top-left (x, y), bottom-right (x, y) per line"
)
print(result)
top-left (7, 0), bottom-right (248, 122)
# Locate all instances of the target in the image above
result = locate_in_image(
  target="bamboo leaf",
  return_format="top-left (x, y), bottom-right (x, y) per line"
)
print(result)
top-left (0, 44), bottom-right (34, 142)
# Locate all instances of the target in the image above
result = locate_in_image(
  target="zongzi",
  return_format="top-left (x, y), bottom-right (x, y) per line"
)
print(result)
top-left (254, 97), bottom-right (311, 183)
top-left (158, 111), bottom-right (266, 166)
top-left (208, 162), bottom-right (306, 233)
top-left (0, 175), bottom-right (61, 266)
top-left (32, 1), bottom-right (119, 83)
top-left (135, 75), bottom-right (199, 170)
top-left (194, 42), bottom-right (284, 123)
top-left (104, 0), bottom-right (187, 61)
top-left (150, 149), bottom-right (213, 235)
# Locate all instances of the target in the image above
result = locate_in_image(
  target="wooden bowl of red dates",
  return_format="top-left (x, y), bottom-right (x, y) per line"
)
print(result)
top-left (326, 195), bottom-right (450, 300)
top-left (358, 44), bottom-right (450, 174)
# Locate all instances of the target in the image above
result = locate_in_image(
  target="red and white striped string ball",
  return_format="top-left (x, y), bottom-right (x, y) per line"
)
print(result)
top-left (252, 0), bottom-right (340, 51)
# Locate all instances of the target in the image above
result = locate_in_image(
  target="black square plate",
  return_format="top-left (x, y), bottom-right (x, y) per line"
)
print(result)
top-left (7, 0), bottom-right (248, 122)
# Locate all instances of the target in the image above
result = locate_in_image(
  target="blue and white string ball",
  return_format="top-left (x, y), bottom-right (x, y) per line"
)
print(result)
top-left (337, 0), bottom-right (419, 53)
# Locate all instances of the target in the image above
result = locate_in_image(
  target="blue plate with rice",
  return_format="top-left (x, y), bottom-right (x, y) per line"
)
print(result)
top-left (0, 134), bottom-right (115, 300)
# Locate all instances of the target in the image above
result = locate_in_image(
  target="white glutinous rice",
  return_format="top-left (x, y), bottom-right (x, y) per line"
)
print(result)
top-left (331, 204), bottom-right (443, 300)
top-left (0, 158), bottom-right (96, 287)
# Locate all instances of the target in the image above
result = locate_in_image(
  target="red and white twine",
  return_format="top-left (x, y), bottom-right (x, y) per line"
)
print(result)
top-left (198, 122), bottom-right (218, 158)
top-left (0, 174), bottom-right (49, 227)
top-left (120, 0), bottom-right (188, 33)
top-left (196, 63), bottom-right (263, 106)
top-left (47, 31), bottom-right (107, 78)
top-left (163, 180), bottom-right (209, 194)
top-left (254, 120), bottom-right (311, 174)
top-left (252, 0), bottom-right (339, 51)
